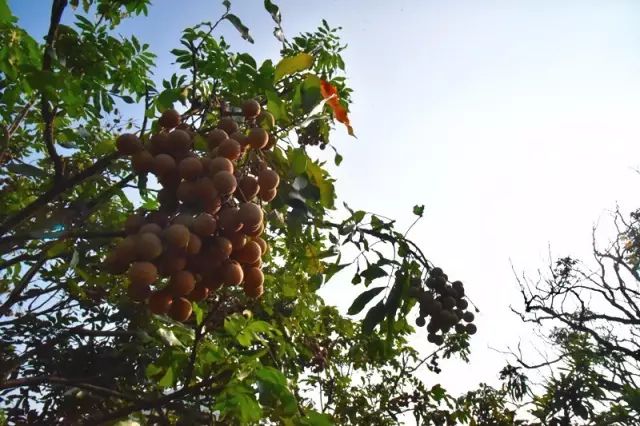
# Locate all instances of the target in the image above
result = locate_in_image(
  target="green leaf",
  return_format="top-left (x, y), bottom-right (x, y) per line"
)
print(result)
top-left (0, 0), bottom-right (13, 24)
top-left (192, 302), bottom-right (204, 325)
top-left (6, 163), bottom-right (47, 178)
top-left (350, 210), bottom-right (365, 224)
top-left (158, 366), bottom-right (174, 388)
top-left (290, 148), bottom-right (308, 174)
top-left (334, 153), bottom-right (343, 166)
top-left (46, 240), bottom-right (68, 257)
top-left (305, 411), bottom-right (333, 426)
top-left (413, 204), bottom-right (425, 217)
top-left (157, 328), bottom-right (183, 347)
top-left (121, 95), bottom-right (135, 104)
top-left (265, 90), bottom-right (287, 123)
top-left (348, 286), bottom-right (385, 315)
top-left (226, 14), bottom-right (254, 43)
top-left (264, 0), bottom-right (281, 24)
top-left (274, 53), bottom-right (314, 82)
top-left (222, 0), bottom-right (231, 11)
top-left (362, 301), bottom-right (386, 333)
top-left (360, 264), bottom-right (387, 285)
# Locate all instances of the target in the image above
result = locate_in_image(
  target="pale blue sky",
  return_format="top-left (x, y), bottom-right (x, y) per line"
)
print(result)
top-left (10, 0), bottom-right (640, 395)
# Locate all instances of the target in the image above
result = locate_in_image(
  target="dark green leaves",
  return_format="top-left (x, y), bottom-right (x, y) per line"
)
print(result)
top-left (348, 286), bottom-right (385, 315)
top-left (226, 14), bottom-right (254, 43)
top-left (6, 163), bottom-right (47, 178)
top-left (264, 0), bottom-right (281, 24)
top-left (362, 300), bottom-right (386, 333)
top-left (413, 204), bottom-right (425, 217)
top-left (360, 264), bottom-right (387, 285)
top-left (0, 0), bottom-right (13, 24)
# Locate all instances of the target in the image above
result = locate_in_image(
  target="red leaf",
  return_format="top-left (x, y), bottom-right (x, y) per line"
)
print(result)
top-left (320, 79), bottom-right (354, 136)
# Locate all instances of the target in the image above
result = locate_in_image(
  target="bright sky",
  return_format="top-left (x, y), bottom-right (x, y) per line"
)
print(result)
top-left (10, 0), bottom-right (640, 396)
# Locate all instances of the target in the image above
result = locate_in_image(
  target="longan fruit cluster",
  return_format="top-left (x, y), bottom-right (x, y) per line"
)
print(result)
top-left (410, 267), bottom-right (476, 345)
top-left (109, 103), bottom-right (279, 322)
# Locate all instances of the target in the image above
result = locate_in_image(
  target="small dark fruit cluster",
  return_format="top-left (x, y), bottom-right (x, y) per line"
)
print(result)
top-left (410, 267), bottom-right (477, 345)
top-left (106, 102), bottom-right (278, 322)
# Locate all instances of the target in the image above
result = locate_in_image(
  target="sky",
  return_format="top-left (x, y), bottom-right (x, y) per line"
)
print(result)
top-left (9, 0), bottom-right (640, 397)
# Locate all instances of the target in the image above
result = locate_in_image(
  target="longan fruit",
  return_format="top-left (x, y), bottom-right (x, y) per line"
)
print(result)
top-left (115, 236), bottom-right (138, 264)
top-left (238, 203), bottom-right (263, 228)
top-left (149, 132), bottom-right (170, 155)
top-left (221, 260), bottom-right (243, 286)
top-left (124, 214), bottom-right (145, 235)
top-left (200, 157), bottom-right (214, 175)
top-left (456, 299), bottom-right (469, 310)
top-left (127, 282), bottom-right (151, 302)
top-left (201, 272), bottom-right (223, 291)
top-left (168, 129), bottom-right (192, 155)
top-left (213, 170), bottom-right (237, 194)
top-left (131, 150), bottom-right (154, 174)
top-left (247, 128), bottom-right (268, 150)
top-left (139, 223), bottom-right (163, 237)
top-left (243, 266), bottom-right (264, 289)
top-left (253, 237), bottom-right (268, 256)
top-left (159, 109), bottom-right (181, 129)
top-left (462, 311), bottom-right (475, 323)
top-left (192, 213), bottom-right (217, 237)
top-left (236, 175), bottom-right (260, 201)
top-left (257, 111), bottom-right (275, 129)
top-left (209, 156), bottom-right (234, 175)
top-left (147, 211), bottom-right (170, 228)
top-left (217, 206), bottom-right (241, 232)
top-left (466, 323), bottom-right (477, 335)
top-left (158, 188), bottom-right (179, 211)
top-left (230, 131), bottom-right (248, 148)
top-left (172, 213), bottom-right (194, 229)
top-left (169, 297), bottom-right (192, 322)
top-left (158, 170), bottom-right (181, 190)
top-left (135, 232), bottom-right (163, 260)
top-left (259, 187), bottom-right (277, 202)
top-left (234, 241), bottom-right (261, 264)
top-left (264, 133), bottom-right (277, 150)
top-left (148, 291), bottom-right (173, 314)
top-left (203, 196), bottom-right (222, 215)
top-left (116, 133), bottom-right (143, 155)
top-left (217, 138), bottom-right (242, 161)
top-left (128, 261), bottom-right (157, 286)
top-left (217, 117), bottom-right (238, 135)
top-left (176, 180), bottom-right (197, 204)
top-left (245, 222), bottom-right (264, 237)
top-left (244, 284), bottom-right (263, 298)
top-left (177, 156), bottom-right (203, 180)
top-left (157, 252), bottom-right (187, 277)
top-left (189, 285), bottom-right (209, 302)
top-left (153, 153), bottom-right (176, 177)
top-left (207, 129), bottom-right (228, 150)
top-left (258, 169), bottom-right (279, 191)
top-left (242, 99), bottom-right (261, 118)
top-left (163, 224), bottom-right (190, 248)
top-left (103, 251), bottom-right (129, 274)
top-left (186, 233), bottom-right (202, 255)
top-left (227, 231), bottom-right (247, 252)
top-left (455, 323), bottom-right (466, 334)
top-left (441, 296), bottom-right (456, 309)
top-left (195, 177), bottom-right (216, 200)
top-left (209, 236), bottom-right (233, 261)
top-left (415, 316), bottom-right (426, 327)
top-left (168, 270), bottom-right (196, 296)
top-left (248, 257), bottom-right (262, 268)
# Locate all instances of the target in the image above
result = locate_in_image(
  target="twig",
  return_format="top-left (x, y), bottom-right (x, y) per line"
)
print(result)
top-left (0, 254), bottom-right (48, 317)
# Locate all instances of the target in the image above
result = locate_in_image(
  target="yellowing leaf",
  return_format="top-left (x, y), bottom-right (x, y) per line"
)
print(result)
top-left (274, 53), bottom-right (314, 82)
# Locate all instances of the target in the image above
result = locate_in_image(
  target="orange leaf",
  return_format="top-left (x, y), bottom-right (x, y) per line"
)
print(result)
top-left (320, 79), bottom-right (354, 136)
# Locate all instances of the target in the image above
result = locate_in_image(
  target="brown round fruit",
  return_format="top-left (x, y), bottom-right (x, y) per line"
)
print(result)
top-left (116, 133), bottom-right (143, 155)
top-left (103, 252), bottom-right (128, 274)
top-left (217, 206), bottom-right (242, 232)
top-left (203, 196), bottom-right (222, 215)
top-left (247, 128), bottom-right (268, 150)
top-left (169, 297), bottom-right (192, 321)
top-left (192, 213), bottom-right (217, 237)
top-left (209, 236), bottom-right (233, 261)
top-left (243, 266), bottom-right (264, 289)
top-left (147, 211), bottom-right (170, 228)
top-left (178, 156), bottom-right (203, 180)
top-left (221, 260), bottom-right (244, 286)
top-left (207, 129), bottom-right (228, 150)
top-left (128, 261), bottom-right (158, 286)
top-left (253, 237), bottom-right (268, 256)
top-left (258, 169), bottom-right (279, 190)
top-left (209, 156), bottom-right (234, 175)
top-left (115, 236), bottom-right (138, 264)
top-left (176, 180), bottom-right (197, 204)
top-left (168, 129), bottom-right (192, 155)
top-left (227, 231), bottom-right (247, 252)
top-left (213, 170), bottom-right (237, 194)
top-left (172, 213), bottom-right (194, 228)
top-left (153, 153), bottom-right (176, 177)
top-left (135, 232), bottom-right (163, 260)
top-left (124, 214), bottom-right (145, 235)
top-left (242, 99), bottom-right (261, 118)
top-left (194, 177), bottom-right (216, 200)
top-left (149, 132), bottom-right (170, 155)
top-left (265, 133), bottom-right (277, 150)
top-left (201, 272), bottom-right (223, 291)
top-left (127, 282), bottom-right (151, 302)
top-left (217, 117), bottom-right (239, 135)
top-left (148, 291), bottom-right (173, 314)
top-left (157, 252), bottom-right (187, 277)
top-left (259, 187), bottom-right (277, 202)
top-left (245, 222), bottom-right (264, 237)
top-left (168, 270), bottom-right (196, 296)
top-left (230, 131), bottom-right (248, 148)
top-left (186, 233), bottom-right (202, 255)
top-left (139, 223), bottom-right (163, 236)
top-left (217, 139), bottom-right (241, 160)
top-left (159, 109), bottom-right (181, 129)
top-left (158, 170), bottom-right (181, 189)
top-left (189, 285), bottom-right (209, 302)
top-left (158, 188), bottom-right (179, 210)
top-left (131, 150), bottom-right (154, 174)
top-left (236, 175), bottom-right (260, 201)
top-left (163, 224), bottom-right (190, 248)
top-left (234, 241), bottom-right (261, 264)
top-left (244, 284), bottom-right (264, 298)
top-left (238, 203), bottom-right (263, 228)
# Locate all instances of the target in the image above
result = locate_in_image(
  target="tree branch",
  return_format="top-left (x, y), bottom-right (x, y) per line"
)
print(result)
top-left (0, 254), bottom-right (48, 317)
